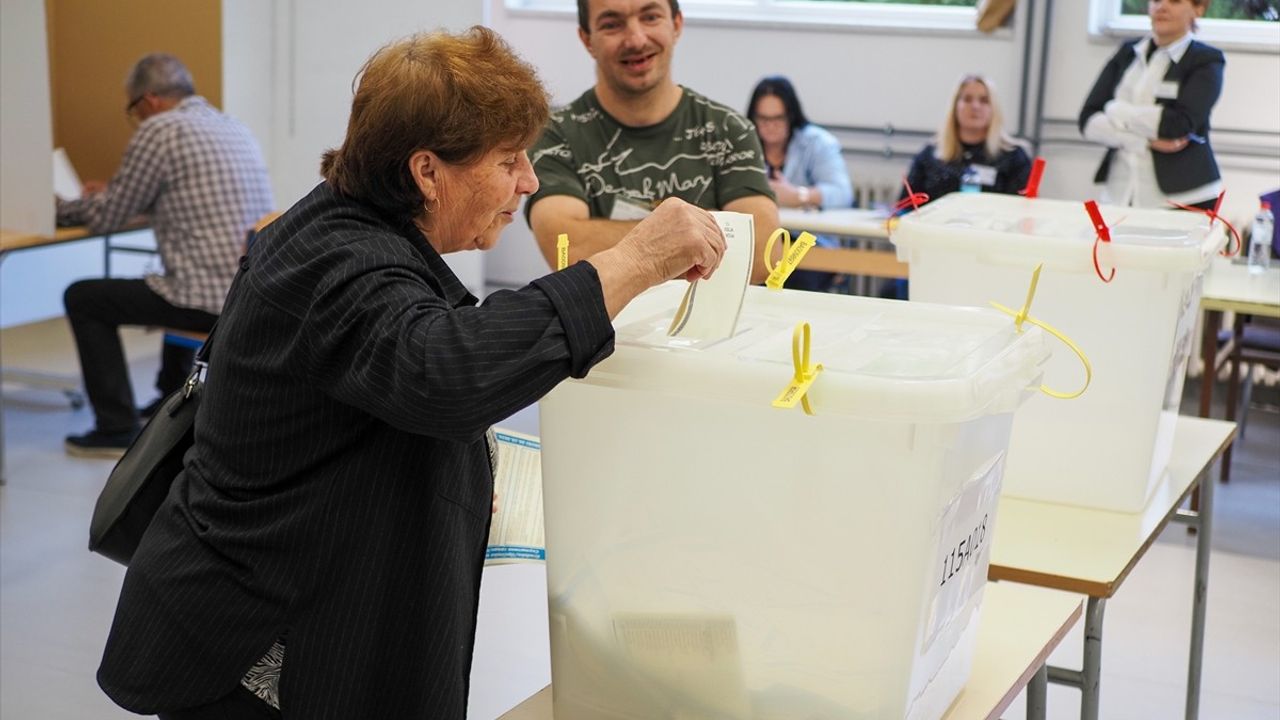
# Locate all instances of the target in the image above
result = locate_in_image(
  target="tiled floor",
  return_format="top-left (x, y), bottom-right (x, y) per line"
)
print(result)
top-left (2, 318), bottom-right (1277, 719)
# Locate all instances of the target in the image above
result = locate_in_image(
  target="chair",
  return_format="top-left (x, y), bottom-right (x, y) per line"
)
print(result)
top-left (1220, 314), bottom-right (1280, 482)
top-left (162, 328), bottom-right (209, 351)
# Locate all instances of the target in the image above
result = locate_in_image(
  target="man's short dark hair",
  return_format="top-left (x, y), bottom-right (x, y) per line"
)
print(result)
top-left (577, 0), bottom-right (681, 33)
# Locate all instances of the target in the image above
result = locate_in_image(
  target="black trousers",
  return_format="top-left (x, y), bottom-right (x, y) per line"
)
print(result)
top-left (157, 686), bottom-right (281, 720)
top-left (63, 279), bottom-right (217, 433)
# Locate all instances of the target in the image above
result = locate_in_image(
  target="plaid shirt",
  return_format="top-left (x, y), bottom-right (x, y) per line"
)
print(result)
top-left (57, 96), bottom-right (274, 314)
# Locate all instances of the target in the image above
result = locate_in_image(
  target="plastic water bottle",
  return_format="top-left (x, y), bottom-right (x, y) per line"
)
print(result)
top-left (1248, 200), bottom-right (1274, 274)
top-left (960, 167), bottom-right (981, 193)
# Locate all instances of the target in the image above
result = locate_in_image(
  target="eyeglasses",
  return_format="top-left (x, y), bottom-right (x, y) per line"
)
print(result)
top-left (754, 113), bottom-right (788, 126)
top-left (124, 94), bottom-right (146, 121)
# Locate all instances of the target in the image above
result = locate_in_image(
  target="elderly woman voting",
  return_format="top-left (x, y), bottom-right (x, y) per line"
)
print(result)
top-left (97, 27), bottom-right (724, 720)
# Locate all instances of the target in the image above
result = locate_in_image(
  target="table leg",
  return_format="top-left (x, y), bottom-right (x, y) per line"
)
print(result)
top-left (1046, 596), bottom-right (1106, 720)
top-left (1220, 314), bottom-right (1244, 483)
top-left (1198, 309), bottom-right (1220, 418)
top-left (1027, 663), bottom-right (1049, 720)
top-left (1186, 466), bottom-right (1214, 720)
top-left (1190, 309), bottom-right (1222, 517)
top-left (1081, 596), bottom-right (1106, 720)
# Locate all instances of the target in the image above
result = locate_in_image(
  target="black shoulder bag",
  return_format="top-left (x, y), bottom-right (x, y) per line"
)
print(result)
top-left (89, 326), bottom-right (214, 565)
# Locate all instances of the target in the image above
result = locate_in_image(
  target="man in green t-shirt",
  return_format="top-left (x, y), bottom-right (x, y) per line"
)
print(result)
top-left (526, 0), bottom-right (778, 283)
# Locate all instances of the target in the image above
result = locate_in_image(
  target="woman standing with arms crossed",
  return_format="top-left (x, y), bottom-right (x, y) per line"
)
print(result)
top-left (1080, 0), bottom-right (1224, 209)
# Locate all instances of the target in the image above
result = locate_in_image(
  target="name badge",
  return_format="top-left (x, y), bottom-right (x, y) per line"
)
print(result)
top-left (609, 198), bottom-right (652, 221)
top-left (968, 164), bottom-right (998, 187)
top-left (1155, 81), bottom-right (1180, 100)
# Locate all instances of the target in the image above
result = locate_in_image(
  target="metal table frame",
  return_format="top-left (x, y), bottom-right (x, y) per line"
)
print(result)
top-left (989, 416), bottom-right (1234, 720)
top-left (0, 223), bottom-right (151, 482)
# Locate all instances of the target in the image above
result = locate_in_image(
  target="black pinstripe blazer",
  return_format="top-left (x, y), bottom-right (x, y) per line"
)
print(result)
top-left (98, 182), bottom-right (614, 718)
top-left (1079, 37), bottom-right (1225, 195)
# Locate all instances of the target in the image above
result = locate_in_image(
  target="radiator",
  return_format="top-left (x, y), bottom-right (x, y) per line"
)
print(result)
top-left (851, 177), bottom-right (903, 211)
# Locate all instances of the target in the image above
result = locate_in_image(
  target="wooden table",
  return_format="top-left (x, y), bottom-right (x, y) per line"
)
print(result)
top-left (988, 416), bottom-right (1236, 720)
top-left (1196, 257), bottom-right (1279, 481)
top-left (497, 583), bottom-right (1082, 720)
top-left (1, 221), bottom-right (151, 275)
top-left (0, 223), bottom-right (149, 481)
top-left (777, 207), bottom-right (907, 283)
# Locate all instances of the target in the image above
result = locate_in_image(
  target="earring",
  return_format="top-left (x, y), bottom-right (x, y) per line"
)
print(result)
top-left (424, 197), bottom-right (437, 214)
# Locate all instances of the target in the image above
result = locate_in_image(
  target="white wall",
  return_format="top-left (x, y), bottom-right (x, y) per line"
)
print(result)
top-left (1, 0), bottom-right (57, 328)
top-left (1, 0), bottom-right (54, 239)
top-left (222, 0), bottom-right (488, 294)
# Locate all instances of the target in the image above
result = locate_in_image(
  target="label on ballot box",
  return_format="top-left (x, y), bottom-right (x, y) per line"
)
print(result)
top-left (922, 451), bottom-right (1002, 653)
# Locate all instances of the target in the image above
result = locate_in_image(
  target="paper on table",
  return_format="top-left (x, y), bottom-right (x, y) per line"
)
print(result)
top-left (667, 211), bottom-right (754, 342)
top-left (53, 148), bottom-right (82, 200)
top-left (485, 428), bottom-right (546, 565)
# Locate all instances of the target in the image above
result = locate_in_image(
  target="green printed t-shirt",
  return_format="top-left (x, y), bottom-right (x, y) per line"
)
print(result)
top-left (526, 86), bottom-right (773, 222)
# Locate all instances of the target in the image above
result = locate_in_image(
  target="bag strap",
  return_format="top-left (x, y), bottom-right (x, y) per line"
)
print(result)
top-left (181, 321), bottom-right (217, 400)
top-left (195, 321), bottom-right (217, 364)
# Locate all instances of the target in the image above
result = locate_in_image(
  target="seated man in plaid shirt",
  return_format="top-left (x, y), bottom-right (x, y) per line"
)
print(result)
top-left (56, 53), bottom-right (273, 457)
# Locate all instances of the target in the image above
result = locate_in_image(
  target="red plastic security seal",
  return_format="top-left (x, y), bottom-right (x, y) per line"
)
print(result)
top-left (1019, 157), bottom-right (1046, 199)
top-left (1168, 191), bottom-right (1240, 257)
top-left (1084, 200), bottom-right (1116, 284)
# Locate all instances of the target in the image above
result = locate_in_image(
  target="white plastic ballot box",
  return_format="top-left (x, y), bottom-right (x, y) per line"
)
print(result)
top-left (892, 192), bottom-right (1223, 512)
top-left (539, 283), bottom-right (1050, 720)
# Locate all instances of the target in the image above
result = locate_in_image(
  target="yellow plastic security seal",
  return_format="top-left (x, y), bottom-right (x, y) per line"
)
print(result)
top-left (764, 229), bottom-right (817, 291)
top-left (772, 322), bottom-right (824, 415)
top-left (989, 263), bottom-right (1092, 400)
top-left (556, 233), bottom-right (569, 271)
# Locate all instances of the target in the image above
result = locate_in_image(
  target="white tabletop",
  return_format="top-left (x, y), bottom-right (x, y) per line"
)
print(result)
top-left (944, 584), bottom-right (1082, 720)
top-left (778, 207), bottom-right (890, 240)
top-left (988, 416), bottom-right (1235, 597)
top-left (496, 583), bottom-right (1082, 720)
top-left (1201, 257), bottom-right (1280, 317)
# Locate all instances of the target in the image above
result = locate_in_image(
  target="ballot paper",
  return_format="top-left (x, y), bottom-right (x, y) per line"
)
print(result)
top-left (485, 428), bottom-right (545, 565)
top-left (53, 148), bottom-right (83, 200)
top-left (666, 211), bottom-right (754, 342)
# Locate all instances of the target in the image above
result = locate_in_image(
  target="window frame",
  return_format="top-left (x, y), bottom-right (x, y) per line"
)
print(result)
top-left (506, 0), bottom-right (1009, 38)
top-left (1089, 0), bottom-right (1280, 54)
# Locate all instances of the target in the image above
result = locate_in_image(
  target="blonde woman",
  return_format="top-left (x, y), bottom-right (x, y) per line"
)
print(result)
top-left (1079, 0), bottom-right (1222, 210)
top-left (900, 74), bottom-right (1032, 205)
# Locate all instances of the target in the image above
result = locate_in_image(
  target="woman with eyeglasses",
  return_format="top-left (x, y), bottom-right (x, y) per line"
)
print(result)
top-left (746, 75), bottom-right (852, 292)
top-left (1079, 0), bottom-right (1223, 209)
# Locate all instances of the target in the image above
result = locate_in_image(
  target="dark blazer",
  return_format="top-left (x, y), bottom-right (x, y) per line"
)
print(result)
top-left (1078, 38), bottom-right (1225, 195)
top-left (98, 182), bottom-right (615, 718)
top-left (900, 142), bottom-right (1033, 205)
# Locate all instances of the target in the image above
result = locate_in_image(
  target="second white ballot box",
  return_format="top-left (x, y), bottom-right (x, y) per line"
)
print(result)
top-left (539, 284), bottom-right (1050, 720)
top-left (893, 193), bottom-right (1222, 512)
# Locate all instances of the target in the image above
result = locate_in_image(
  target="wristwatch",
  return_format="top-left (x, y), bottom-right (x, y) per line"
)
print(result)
top-left (796, 185), bottom-right (811, 207)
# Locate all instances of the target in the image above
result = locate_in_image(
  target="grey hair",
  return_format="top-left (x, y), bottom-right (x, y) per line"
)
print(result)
top-left (125, 53), bottom-right (196, 101)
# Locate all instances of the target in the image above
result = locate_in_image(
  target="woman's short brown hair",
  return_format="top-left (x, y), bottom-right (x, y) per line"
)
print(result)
top-left (321, 27), bottom-right (549, 225)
